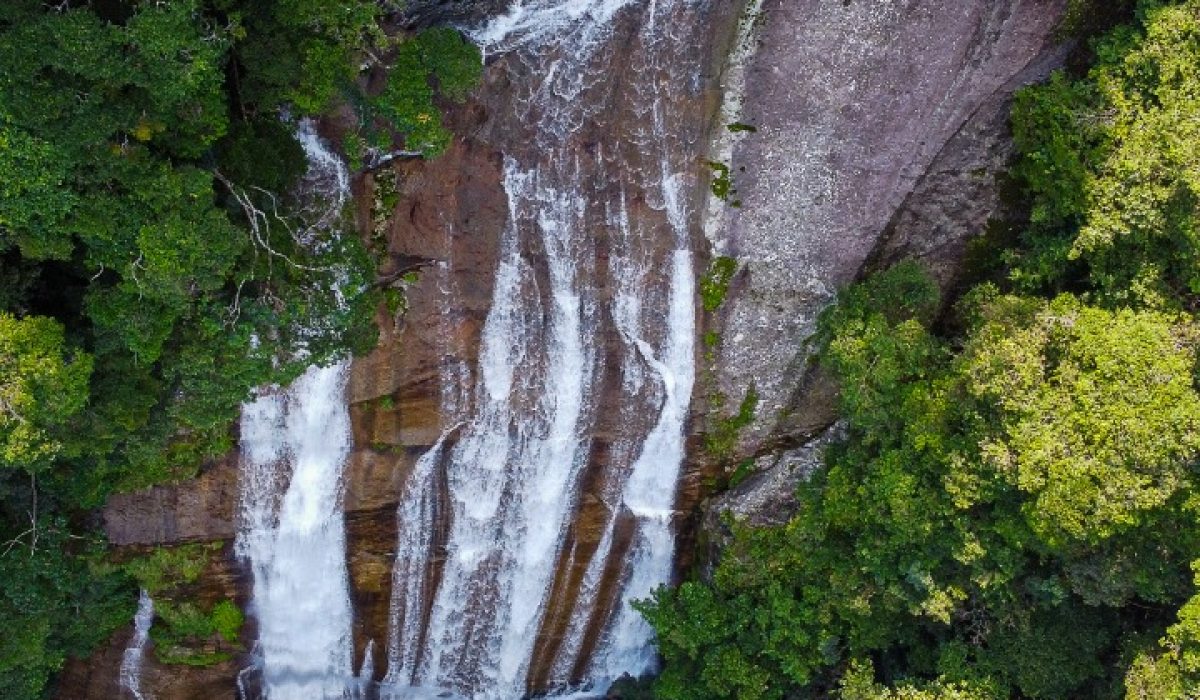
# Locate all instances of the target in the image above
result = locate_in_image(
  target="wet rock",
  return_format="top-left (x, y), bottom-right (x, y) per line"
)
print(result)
top-left (342, 68), bottom-right (509, 683)
top-left (347, 506), bottom-right (402, 679)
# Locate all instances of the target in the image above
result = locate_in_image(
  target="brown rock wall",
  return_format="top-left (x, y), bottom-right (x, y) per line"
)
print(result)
top-left (104, 456), bottom-right (239, 547)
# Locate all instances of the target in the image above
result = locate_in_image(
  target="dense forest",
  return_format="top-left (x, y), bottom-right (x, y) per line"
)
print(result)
top-left (643, 1), bottom-right (1200, 698)
top-left (0, 1), bottom-right (476, 696)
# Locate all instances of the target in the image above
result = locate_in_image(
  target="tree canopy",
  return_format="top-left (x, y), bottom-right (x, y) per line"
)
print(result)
top-left (0, 0), bottom-right (480, 695)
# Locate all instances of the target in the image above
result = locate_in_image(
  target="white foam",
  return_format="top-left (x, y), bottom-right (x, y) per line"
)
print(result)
top-left (118, 590), bottom-right (155, 700)
top-left (238, 362), bottom-right (357, 700)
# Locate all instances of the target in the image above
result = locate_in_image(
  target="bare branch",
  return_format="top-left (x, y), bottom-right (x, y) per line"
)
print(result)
top-left (212, 170), bottom-right (332, 274)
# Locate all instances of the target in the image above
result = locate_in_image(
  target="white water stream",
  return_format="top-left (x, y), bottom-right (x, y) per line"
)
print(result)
top-left (118, 589), bottom-right (154, 700)
top-left (229, 2), bottom-right (702, 696)
top-left (238, 362), bottom-right (356, 700)
top-left (383, 0), bottom-right (700, 696)
top-left (235, 124), bottom-right (360, 700)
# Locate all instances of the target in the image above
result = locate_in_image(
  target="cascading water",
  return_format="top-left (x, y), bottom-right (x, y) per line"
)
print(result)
top-left (118, 589), bottom-right (155, 700)
top-left (235, 123), bottom-right (360, 700)
top-left (238, 362), bottom-right (356, 699)
top-left (383, 0), bottom-right (702, 695)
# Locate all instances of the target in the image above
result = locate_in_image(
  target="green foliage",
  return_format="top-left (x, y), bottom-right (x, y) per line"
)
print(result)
top-left (0, 524), bottom-right (134, 700)
top-left (818, 260), bottom-right (942, 333)
top-left (414, 27), bottom-right (486, 102)
top-left (838, 659), bottom-right (997, 700)
top-left (1011, 0), bottom-right (1200, 307)
top-left (647, 270), bottom-right (1200, 698)
top-left (704, 385), bottom-right (758, 464)
top-left (609, 674), bottom-right (657, 699)
top-left (1122, 562), bottom-right (1200, 698)
top-left (151, 598), bottom-right (242, 666)
top-left (371, 28), bottom-right (483, 157)
top-left (0, 0), bottom-right (376, 505)
top-left (0, 0), bottom-right (478, 693)
top-left (216, 118), bottom-right (309, 195)
top-left (0, 314), bottom-right (91, 469)
top-left (707, 161), bottom-right (733, 200)
top-left (961, 295), bottom-right (1200, 548)
top-left (700, 256), bottom-right (738, 312)
top-left (0, 127), bottom-right (76, 260)
top-left (220, 0), bottom-right (381, 116)
top-left (122, 544), bottom-right (215, 595)
top-left (210, 599), bottom-right (244, 643)
top-left (1060, 0), bottom-right (1137, 38)
top-left (117, 543), bottom-right (241, 667)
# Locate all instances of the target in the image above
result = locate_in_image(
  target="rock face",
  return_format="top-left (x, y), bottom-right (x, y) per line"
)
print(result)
top-left (74, 1), bottom-right (1075, 697)
top-left (104, 456), bottom-right (239, 546)
top-left (708, 424), bottom-right (844, 531)
top-left (697, 423), bottom-right (843, 575)
top-left (707, 0), bottom-right (1069, 458)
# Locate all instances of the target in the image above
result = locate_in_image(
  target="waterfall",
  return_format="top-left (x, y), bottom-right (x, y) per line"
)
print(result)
top-left (118, 589), bottom-right (154, 700)
top-left (237, 362), bottom-right (356, 699)
top-left (383, 0), bottom-right (701, 695)
top-left (581, 249), bottom-right (695, 680)
top-left (235, 122), bottom-right (360, 700)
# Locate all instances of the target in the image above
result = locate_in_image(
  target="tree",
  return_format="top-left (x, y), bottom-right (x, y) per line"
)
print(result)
top-left (1011, 0), bottom-right (1200, 308)
top-left (838, 659), bottom-right (997, 700)
top-left (0, 314), bottom-right (91, 470)
top-left (644, 271), bottom-right (1200, 698)
top-left (0, 0), bottom-right (482, 693)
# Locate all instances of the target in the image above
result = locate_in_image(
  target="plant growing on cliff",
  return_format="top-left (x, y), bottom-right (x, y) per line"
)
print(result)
top-left (704, 385), bottom-right (758, 466)
top-left (700, 256), bottom-right (739, 312)
top-left (151, 598), bottom-right (244, 666)
top-left (122, 543), bottom-right (218, 595)
top-left (114, 543), bottom-right (243, 668)
top-left (357, 27), bottom-right (482, 160)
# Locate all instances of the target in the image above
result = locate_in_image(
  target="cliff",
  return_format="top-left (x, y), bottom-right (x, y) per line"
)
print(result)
top-left (70, 1), bottom-right (1070, 697)
top-left (701, 0), bottom-right (1069, 530)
